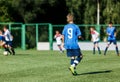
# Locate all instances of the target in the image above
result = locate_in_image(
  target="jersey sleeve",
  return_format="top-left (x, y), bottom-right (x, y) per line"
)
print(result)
top-left (114, 27), bottom-right (116, 32)
top-left (4, 30), bottom-right (8, 36)
top-left (62, 26), bottom-right (66, 35)
top-left (95, 31), bottom-right (99, 36)
top-left (106, 27), bottom-right (109, 34)
top-left (76, 26), bottom-right (81, 36)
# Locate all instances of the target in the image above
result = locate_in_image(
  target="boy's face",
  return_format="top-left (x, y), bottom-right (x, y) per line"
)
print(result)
top-left (56, 31), bottom-right (59, 34)
top-left (90, 28), bottom-right (94, 31)
top-left (109, 24), bottom-right (112, 27)
top-left (3, 27), bottom-right (7, 32)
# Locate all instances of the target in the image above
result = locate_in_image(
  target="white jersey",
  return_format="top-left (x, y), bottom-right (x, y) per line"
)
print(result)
top-left (4, 29), bottom-right (13, 41)
top-left (91, 30), bottom-right (99, 42)
top-left (54, 34), bottom-right (62, 45)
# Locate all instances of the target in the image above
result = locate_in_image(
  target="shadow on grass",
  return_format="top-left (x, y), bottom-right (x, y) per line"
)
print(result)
top-left (13, 54), bottom-right (31, 56)
top-left (77, 70), bottom-right (112, 76)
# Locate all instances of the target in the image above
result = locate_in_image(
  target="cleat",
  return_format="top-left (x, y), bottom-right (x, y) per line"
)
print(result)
top-left (99, 52), bottom-right (101, 54)
top-left (117, 54), bottom-right (120, 56)
top-left (12, 51), bottom-right (15, 55)
top-left (60, 51), bottom-right (63, 53)
top-left (69, 66), bottom-right (76, 75)
top-left (13, 52), bottom-right (15, 55)
top-left (74, 71), bottom-right (78, 75)
top-left (104, 53), bottom-right (106, 56)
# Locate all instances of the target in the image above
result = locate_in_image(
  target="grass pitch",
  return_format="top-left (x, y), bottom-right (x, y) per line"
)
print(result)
top-left (0, 50), bottom-right (120, 82)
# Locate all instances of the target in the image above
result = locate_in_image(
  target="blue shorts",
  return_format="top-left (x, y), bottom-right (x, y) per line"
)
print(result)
top-left (57, 44), bottom-right (61, 46)
top-left (6, 41), bottom-right (13, 47)
top-left (108, 40), bottom-right (117, 45)
top-left (66, 49), bottom-right (82, 57)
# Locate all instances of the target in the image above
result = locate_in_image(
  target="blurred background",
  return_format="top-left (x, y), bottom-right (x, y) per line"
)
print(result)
top-left (0, 0), bottom-right (120, 49)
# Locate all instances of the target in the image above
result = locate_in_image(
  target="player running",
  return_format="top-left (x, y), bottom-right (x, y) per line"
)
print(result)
top-left (90, 27), bottom-right (101, 54)
top-left (0, 29), bottom-right (12, 55)
top-left (54, 30), bottom-right (64, 53)
top-left (104, 22), bottom-right (119, 56)
top-left (3, 26), bottom-right (15, 55)
top-left (62, 13), bottom-right (83, 75)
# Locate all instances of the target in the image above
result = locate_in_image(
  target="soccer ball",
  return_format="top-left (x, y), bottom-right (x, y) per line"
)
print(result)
top-left (3, 51), bottom-right (8, 56)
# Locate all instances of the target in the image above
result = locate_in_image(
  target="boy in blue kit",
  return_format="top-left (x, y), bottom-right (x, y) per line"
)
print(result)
top-left (62, 13), bottom-right (83, 75)
top-left (104, 22), bottom-right (119, 56)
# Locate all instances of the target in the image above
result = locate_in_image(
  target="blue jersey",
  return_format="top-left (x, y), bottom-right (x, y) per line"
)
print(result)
top-left (62, 23), bottom-right (81, 49)
top-left (106, 27), bottom-right (116, 40)
top-left (0, 36), bottom-right (3, 40)
top-left (0, 35), bottom-right (5, 41)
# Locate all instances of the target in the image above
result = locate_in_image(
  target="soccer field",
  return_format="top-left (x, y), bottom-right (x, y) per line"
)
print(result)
top-left (0, 50), bottom-right (120, 82)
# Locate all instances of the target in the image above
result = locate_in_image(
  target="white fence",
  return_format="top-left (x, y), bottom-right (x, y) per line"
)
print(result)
top-left (37, 42), bottom-right (120, 50)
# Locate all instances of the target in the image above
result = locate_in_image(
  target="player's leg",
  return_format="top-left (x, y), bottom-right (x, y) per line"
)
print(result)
top-left (70, 56), bottom-right (75, 65)
top-left (57, 45), bottom-right (63, 53)
top-left (66, 49), bottom-right (76, 75)
top-left (11, 47), bottom-right (15, 55)
top-left (96, 42), bottom-right (101, 54)
top-left (8, 41), bottom-right (15, 55)
top-left (72, 55), bottom-right (83, 67)
top-left (113, 40), bottom-right (119, 56)
top-left (69, 56), bottom-right (76, 75)
top-left (3, 44), bottom-right (12, 55)
top-left (1, 41), bottom-right (12, 55)
top-left (93, 42), bottom-right (96, 54)
top-left (70, 49), bottom-right (83, 75)
top-left (104, 41), bottom-right (111, 55)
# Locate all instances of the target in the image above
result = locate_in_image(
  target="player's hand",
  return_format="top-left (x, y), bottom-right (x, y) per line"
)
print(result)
top-left (107, 33), bottom-right (111, 36)
top-left (91, 38), bottom-right (93, 42)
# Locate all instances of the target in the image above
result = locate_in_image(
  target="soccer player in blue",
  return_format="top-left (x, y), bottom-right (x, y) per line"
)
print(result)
top-left (104, 22), bottom-right (119, 56)
top-left (62, 13), bottom-right (83, 75)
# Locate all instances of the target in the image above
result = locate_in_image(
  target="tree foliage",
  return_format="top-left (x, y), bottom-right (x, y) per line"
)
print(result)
top-left (0, 0), bottom-right (120, 48)
top-left (0, 0), bottom-right (120, 24)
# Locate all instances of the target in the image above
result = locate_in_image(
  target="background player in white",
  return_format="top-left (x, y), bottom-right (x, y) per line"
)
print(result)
top-left (0, 29), bottom-right (12, 55)
top-left (54, 30), bottom-right (64, 53)
top-left (90, 27), bottom-right (101, 54)
top-left (3, 26), bottom-right (15, 55)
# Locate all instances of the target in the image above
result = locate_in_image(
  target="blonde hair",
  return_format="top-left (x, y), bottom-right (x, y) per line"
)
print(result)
top-left (66, 13), bottom-right (74, 23)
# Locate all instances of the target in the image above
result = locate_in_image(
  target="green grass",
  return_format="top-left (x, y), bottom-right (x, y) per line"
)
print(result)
top-left (0, 50), bottom-right (120, 82)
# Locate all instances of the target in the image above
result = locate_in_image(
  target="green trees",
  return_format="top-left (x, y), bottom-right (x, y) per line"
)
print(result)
top-left (0, 0), bottom-right (120, 24)
top-left (0, 0), bottom-right (120, 48)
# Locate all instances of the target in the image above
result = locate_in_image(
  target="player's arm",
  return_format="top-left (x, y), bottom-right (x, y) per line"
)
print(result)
top-left (114, 28), bottom-right (117, 37)
top-left (54, 35), bottom-right (56, 39)
top-left (95, 31), bottom-right (100, 39)
top-left (61, 35), bottom-right (64, 43)
top-left (114, 32), bottom-right (117, 37)
top-left (61, 35), bottom-right (64, 47)
top-left (78, 36), bottom-right (81, 39)
top-left (76, 26), bottom-right (83, 40)
top-left (106, 28), bottom-right (111, 36)
top-left (91, 37), bottom-right (93, 42)
top-left (62, 26), bottom-right (66, 47)
top-left (3, 31), bottom-right (8, 38)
